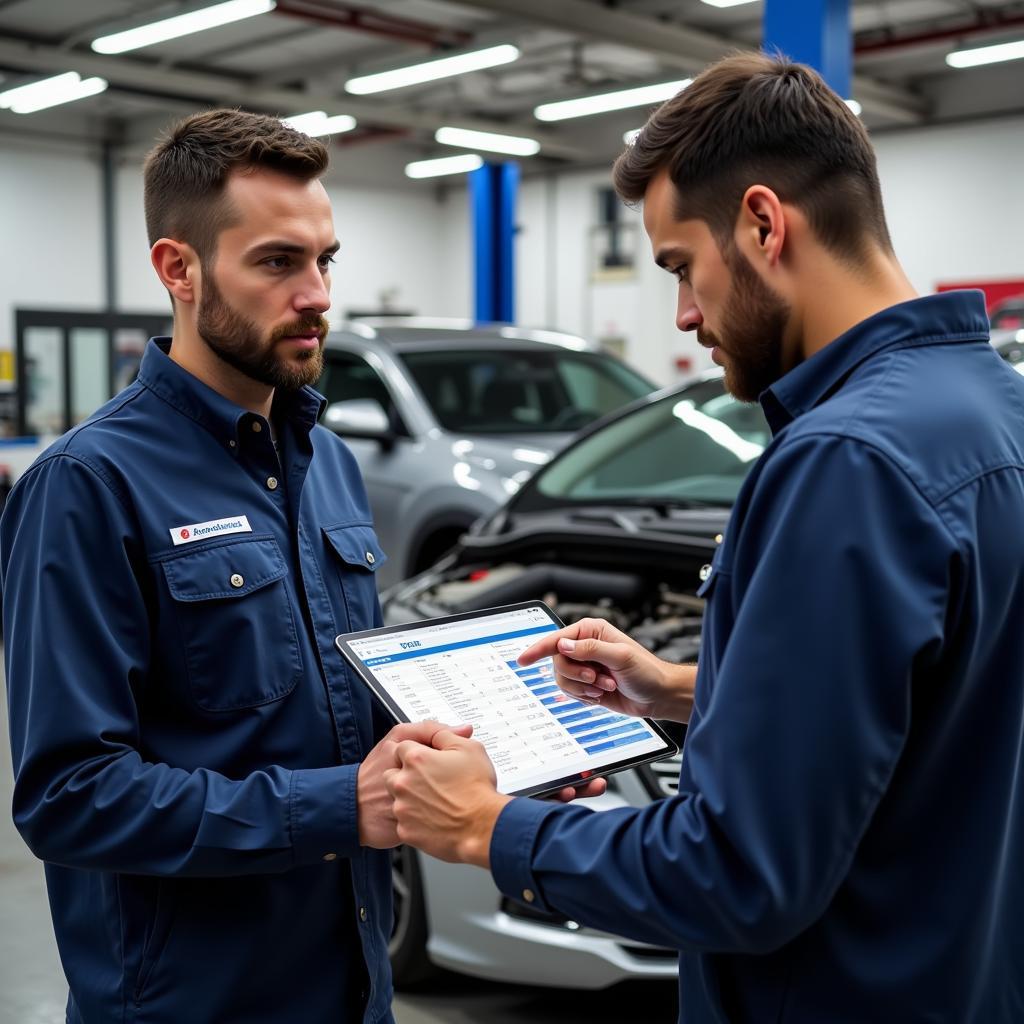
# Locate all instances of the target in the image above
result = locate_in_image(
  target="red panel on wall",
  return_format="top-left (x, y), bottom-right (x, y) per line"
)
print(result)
top-left (936, 279), bottom-right (1024, 314)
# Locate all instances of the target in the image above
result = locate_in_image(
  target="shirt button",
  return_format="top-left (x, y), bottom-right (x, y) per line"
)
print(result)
top-left (252, 421), bottom-right (262, 433)
top-left (699, 564), bottom-right (712, 582)
top-left (366, 551), bottom-right (375, 565)
top-left (228, 439), bottom-right (236, 448)
top-left (230, 574), bottom-right (244, 588)
top-left (359, 906), bottom-right (367, 921)
top-left (522, 888), bottom-right (535, 903)
top-left (267, 476), bottom-right (278, 490)
top-left (322, 852), bottom-right (337, 862)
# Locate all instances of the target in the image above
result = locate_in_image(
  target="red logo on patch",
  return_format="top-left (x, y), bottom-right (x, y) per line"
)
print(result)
top-left (180, 528), bottom-right (190, 539)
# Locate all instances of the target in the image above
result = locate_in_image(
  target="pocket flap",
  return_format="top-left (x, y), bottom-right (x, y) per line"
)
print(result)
top-left (161, 538), bottom-right (287, 602)
top-left (323, 524), bottom-right (387, 573)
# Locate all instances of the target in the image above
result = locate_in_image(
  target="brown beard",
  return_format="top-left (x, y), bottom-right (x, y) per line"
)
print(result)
top-left (196, 270), bottom-right (328, 391)
top-left (698, 248), bottom-right (789, 403)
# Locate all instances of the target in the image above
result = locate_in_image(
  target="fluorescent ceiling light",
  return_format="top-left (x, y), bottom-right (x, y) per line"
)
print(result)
top-left (623, 127), bottom-right (642, 145)
top-left (405, 154), bottom-right (484, 179)
top-left (946, 39), bottom-right (1024, 68)
top-left (845, 99), bottom-right (862, 116)
top-left (534, 79), bottom-right (691, 122)
top-left (92, 0), bottom-right (275, 55)
top-left (346, 44), bottom-right (520, 95)
top-left (281, 111), bottom-right (356, 137)
top-left (0, 72), bottom-right (108, 114)
top-left (435, 126), bottom-right (539, 156)
top-left (701, 0), bottom-right (758, 6)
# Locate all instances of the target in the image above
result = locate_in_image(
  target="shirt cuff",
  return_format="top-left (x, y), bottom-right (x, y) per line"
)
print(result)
top-left (489, 797), bottom-right (567, 914)
top-left (289, 764), bottom-right (360, 865)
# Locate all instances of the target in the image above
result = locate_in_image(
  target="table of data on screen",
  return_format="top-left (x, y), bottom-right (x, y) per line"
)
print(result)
top-left (349, 607), bottom-right (664, 793)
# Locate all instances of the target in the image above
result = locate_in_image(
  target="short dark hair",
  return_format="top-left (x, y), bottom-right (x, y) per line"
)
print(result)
top-left (143, 108), bottom-right (329, 264)
top-left (613, 52), bottom-right (892, 262)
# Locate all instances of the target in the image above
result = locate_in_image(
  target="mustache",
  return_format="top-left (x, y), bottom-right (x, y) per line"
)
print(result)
top-left (697, 329), bottom-right (721, 350)
top-left (270, 316), bottom-right (329, 343)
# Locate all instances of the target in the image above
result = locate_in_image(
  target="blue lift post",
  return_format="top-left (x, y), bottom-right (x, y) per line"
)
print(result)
top-left (470, 161), bottom-right (519, 323)
top-left (763, 0), bottom-right (852, 98)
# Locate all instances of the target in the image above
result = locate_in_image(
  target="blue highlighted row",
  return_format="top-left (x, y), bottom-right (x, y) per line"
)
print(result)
top-left (548, 701), bottom-right (587, 715)
top-left (566, 716), bottom-right (619, 736)
top-left (584, 732), bottom-right (651, 756)
top-left (556, 708), bottom-right (607, 726)
top-left (576, 722), bottom-right (647, 746)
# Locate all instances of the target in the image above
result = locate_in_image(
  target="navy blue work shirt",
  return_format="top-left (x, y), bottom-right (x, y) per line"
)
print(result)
top-left (490, 291), bottom-right (1024, 1022)
top-left (2, 339), bottom-right (396, 1024)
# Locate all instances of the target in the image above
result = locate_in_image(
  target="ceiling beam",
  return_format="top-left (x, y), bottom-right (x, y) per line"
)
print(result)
top-left (447, 0), bottom-right (928, 124)
top-left (0, 37), bottom-right (590, 159)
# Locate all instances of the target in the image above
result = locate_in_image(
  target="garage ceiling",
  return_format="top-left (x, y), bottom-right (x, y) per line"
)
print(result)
top-left (1, 0), bottom-right (1023, 183)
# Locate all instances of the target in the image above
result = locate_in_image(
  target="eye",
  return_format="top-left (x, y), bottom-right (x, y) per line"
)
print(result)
top-left (263, 255), bottom-right (291, 270)
top-left (318, 254), bottom-right (337, 271)
top-left (671, 263), bottom-right (689, 284)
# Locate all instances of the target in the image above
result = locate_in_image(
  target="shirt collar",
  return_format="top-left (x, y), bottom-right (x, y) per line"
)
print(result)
top-left (136, 338), bottom-right (326, 448)
top-left (760, 290), bottom-right (991, 435)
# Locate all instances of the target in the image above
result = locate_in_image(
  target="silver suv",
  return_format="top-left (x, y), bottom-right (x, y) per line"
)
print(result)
top-left (317, 319), bottom-right (656, 588)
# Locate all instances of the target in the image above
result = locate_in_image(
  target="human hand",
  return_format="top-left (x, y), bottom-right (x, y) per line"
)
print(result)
top-left (357, 720), bottom-right (473, 849)
top-left (517, 617), bottom-right (674, 719)
top-left (385, 730), bottom-right (511, 868)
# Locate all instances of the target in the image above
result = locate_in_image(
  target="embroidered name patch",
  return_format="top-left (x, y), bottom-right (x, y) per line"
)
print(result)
top-left (170, 515), bottom-right (252, 546)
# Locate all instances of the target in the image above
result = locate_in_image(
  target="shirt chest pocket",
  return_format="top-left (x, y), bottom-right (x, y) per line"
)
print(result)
top-left (159, 537), bottom-right (302, 712)
top-left (322, 524), bottom-right (387, 634)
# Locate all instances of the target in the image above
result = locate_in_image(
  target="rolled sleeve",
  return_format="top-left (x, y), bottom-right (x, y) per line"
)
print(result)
top-left (290, 764), bottom-right (360, 864)
top-left (489, 797), bottom-right (569, 912)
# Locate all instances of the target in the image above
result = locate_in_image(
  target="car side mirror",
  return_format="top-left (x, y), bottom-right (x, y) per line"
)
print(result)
top-left (323, 399), bottom-right (396, 449)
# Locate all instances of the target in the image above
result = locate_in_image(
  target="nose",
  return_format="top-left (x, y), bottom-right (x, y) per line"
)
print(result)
top-left (676, 290), bottom-right (702, 333)
top-left (293, 264), bottom-right (331, 316)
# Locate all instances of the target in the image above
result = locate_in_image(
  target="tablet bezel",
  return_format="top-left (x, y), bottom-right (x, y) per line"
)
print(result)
top-left (335, 600), bottom-right (679, 799)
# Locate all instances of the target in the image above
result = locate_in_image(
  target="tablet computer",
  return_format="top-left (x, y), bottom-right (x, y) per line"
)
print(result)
top-left (335, 601), bottom-right (679, 799)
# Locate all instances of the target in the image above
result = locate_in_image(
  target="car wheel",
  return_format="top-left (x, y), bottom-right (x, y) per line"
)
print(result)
top-left (389, 844), bottom-right (435, 987)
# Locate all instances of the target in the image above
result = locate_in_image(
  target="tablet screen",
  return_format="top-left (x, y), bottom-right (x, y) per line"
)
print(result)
top-left (338, 602), bottom-right (676, 797)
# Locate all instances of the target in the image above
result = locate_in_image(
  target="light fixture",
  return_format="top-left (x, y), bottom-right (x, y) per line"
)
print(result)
top-left (701, 0), bottom-right (758, 6)
top-left (405, 154), bottom-right (484, 179)
top-left (281, 111), bottom-right (357, 137)
top-left (0, 72), bottom-right (108, 114)
top-left (534, 79), bottom-right (691, 122)
top-left (435, 126), bottom-right (539, 157)
top-left (92, 0), bottom-right (276, 55)
top-left (946, 39), bottom-right (1024, 68)
top-left (845, 99), bottom-right (862, 116)
top-left (623, 127), bottom-right (642, 145)
top-left (346, 44), bottom-right (520, 95)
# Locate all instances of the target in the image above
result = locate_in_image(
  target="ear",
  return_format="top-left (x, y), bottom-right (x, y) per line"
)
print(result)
top-left (734, 185), bottom-right (785, 269)
top-left (150, 238), bottom-right (201, 307)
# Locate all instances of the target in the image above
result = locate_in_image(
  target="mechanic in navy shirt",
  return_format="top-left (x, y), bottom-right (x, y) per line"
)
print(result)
top-left (384, 54), bottom-right (1024, 1022)
top-left (0, 109), bottom-right (472, 1024)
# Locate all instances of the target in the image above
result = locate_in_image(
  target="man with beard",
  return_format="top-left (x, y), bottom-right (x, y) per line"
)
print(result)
top-left (0, 108), bottom-right (470, 1024)
top-left (382, 54), bottom-right (1024, 1022)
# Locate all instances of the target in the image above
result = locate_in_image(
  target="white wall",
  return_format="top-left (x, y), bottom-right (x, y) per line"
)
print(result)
top-left (0, 142), bottom-right (107, 345)
top-left (873, 115), bottom-right (1024, 295)
top-left (113, 159), bottom-right (466, 326)
top-left (0, 143), bottom-right (466, 345)
top-left (499, 113), bottom-right (1024, 387)
top-left (3, 111), bottom-right (1024, 391)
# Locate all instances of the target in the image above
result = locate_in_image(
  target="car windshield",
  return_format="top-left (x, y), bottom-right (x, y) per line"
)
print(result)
top-left (514, 377), bottom-right (771, 510)
top-left (397, 348), bottom-right (653, 434)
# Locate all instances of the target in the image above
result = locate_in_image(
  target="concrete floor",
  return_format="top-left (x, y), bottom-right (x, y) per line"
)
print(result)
top-left (0, 670), bottom-right (677, 1024)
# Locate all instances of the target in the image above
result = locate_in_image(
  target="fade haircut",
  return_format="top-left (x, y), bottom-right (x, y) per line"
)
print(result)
top-left (613, 52), bottom-right (893, 263)
top-left (143, 108), bottom-right (329, 267)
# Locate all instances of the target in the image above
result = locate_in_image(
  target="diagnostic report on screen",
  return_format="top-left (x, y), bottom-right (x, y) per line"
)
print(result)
top-left (343, 604), bottom-right (671, 795)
